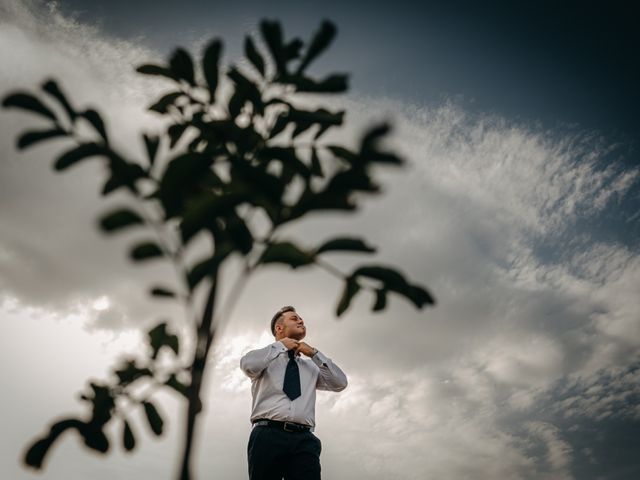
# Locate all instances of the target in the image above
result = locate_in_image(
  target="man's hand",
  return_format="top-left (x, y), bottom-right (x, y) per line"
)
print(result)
top-left (296, 342), bottom-right (317, 358)
top-left (279, 337), bottom-right (300, 351)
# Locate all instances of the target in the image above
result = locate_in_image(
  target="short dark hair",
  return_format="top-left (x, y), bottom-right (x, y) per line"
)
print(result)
top-left (270, 305), bottom-right (296, 335)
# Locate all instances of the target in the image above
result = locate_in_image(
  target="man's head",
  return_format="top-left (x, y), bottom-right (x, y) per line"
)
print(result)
top-left (271, 305), bottom-right (306, 340)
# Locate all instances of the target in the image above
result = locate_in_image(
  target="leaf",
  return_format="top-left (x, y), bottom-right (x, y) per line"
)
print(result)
top-left (143, 133), bottom-right (160, 166)
top-left (288, 73), bottom-right (349, 93)
top-left (169, 48), bottom-right (195, 85)
top-left (54, 142), bottom-right (104, 171)
top-left (42, 79), bottom-right (76, 121)
top-left (165, 373), bottom-right (189, 398)
top-left (150, 286), bottom-right (176, 298)
top-left (2, 92), bottom-right (57, 121)
top-left (142, 401), bottom-right (164, 436)
top-left (81, 424), bottom-right (110, 453)
top-left (23, 418), bottom-right (86, 469)
top-left (316, 237), bottom-right (377, 255)
top-left (98, 208), bottom-right (144, 233)
top-left (373, 288), bottom-right (387, 311)
top-left (336, 276), bottom-right (361, 317)
top-left (187, 255), bottom-right (225, 290)
top-left (122, 420), bottom-right (135, 452)
top-left (148, 322), bottom-right (180, 359)
top-left (327, 145), bottom-right (358, 164)
top-left (136, 64), bottom-right (176, 80)
top-left (17, 128), bottom-right (67, 149)
top-left (258, 146), bottom-right (311, 179)
top-left (168, 123), bottom-right (188, 148)
top-left (352, 265), bottom-right (435, 308)
top-left (260, 20), bottom-right (286, 76)
top-left (227, 67), bottom-right (264, 116)
top-left (297, 20), bottom-right (337, 74)
top-left (87, 383), bottom-right (115, 425)
top-left (129, 241), bottom-right (163, 261)
top-left (102, 156), bottom-right (148, 195)
top-left (149, 91), bottom-right (183, 114)
top-left (202, 39), bottom-right (223, 102)
top-left (259, 241), bottom-right (315, 269)
top-left (406, 285), bottom-right (435, 308)
top-left (80, 109), bottom-right (108, 142)
top-left (245, 36), bottom-right (265, 76)
top-left (114, 360), bottom-right (152, 386)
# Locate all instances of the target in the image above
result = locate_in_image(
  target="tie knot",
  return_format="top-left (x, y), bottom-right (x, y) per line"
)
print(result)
top-left (288, 349), bottom-right (296, 359)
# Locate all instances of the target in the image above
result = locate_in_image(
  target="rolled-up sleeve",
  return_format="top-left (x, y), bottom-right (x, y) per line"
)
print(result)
top-left (312, 350), bottom-right (348, 391)
top-left (240, 341), bottom-right (287, 380)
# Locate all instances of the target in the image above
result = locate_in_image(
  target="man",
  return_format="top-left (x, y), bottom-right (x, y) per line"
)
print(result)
top-left (240, 305), bottom-right (348, 480)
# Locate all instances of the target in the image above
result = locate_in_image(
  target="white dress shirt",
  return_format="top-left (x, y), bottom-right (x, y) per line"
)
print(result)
top-left (240, 340), bottom-right (348, 428)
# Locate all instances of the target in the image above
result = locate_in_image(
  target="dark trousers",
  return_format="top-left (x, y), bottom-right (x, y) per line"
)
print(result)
top-left (247, 425), bottom-right (322, 480)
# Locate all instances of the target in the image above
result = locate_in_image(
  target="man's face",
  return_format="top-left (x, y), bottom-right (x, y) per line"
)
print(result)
top-left (278, 311), bottom-right (306, 340)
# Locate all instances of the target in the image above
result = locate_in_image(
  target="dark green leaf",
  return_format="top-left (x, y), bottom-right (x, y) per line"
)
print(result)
top-left (169, 48), bottom-right (195, 85)
top-left (99, 208), bottom-right (144, 232)
top-left (122, 420), bottom-right (135, 452)
top-left (259, 241), bottom-right (315, 269)
top-left (165, 373), bottom-right (189, 397)
top-left (288, 73), bottom-right (349, 93)
top-left (352, 265), bottom-right (407, 290)
top-left (245, 36), bottom-right (265, 76)
top-left (87, 383), bottom-right (115, 425)
top-left (336, 276), bottom-right (361, 316)
top-left (42, 79), bottom-right (76, 121)
top-left (373, 288), bottom-right (387, 311)
top-left (142, 401), bottom-right (164, 436)
top-left (327, 145), bottom-right (358, 164)
top-left (316, 237), bottom-right (377, 255)
top-left (168, 123), bottom-right (188, 148)
top-left (130, 242), bottom-right (163, 261)
top-left (80, 109), bottom-right (108, 142)
top-left (260, 20), bottom-right (286, 76)
top-left (202, 39), bottom-right (223, 102)
top-left (17, 128), bottom-right (67, 149)
top-left (227, 67), bottom-right (264, 116)
top-left (310, 147), bottom-right (324, 177)
top-left (352, 265), bottom-right (435, 308)
top-left (136, 64), bottom-right (176, 80)
top-left (225, 212), bottom-right (254, 254)
top-left (2, 91), bottom-right (57, 121)
top-left (179, 191), bottom-right (248, 245)
top-left (297, 20), bottom-right (337, 74)
top-left (268, 112), bottom-right (290, 139)
top-left (258, 147), bottom-right (311, 179)
top-left (101, 157), bottom-right (147, 196)
top-left (187, 252), bottom-right (229, 290)
top-left (150, 286), bottom-right (176, 298)
top-left (143, 133), bottom-right (160, 166)
top-left (23, 419), bottom-right (86, 469)
top-left (406, 285), bottom-right (435, 307)
top-left (149, 91), bottom-right (183, 114)
top-left (81, 424), bottom-right (109, 453)
top-left (148, 322), bottom-right (180, 359)
top-left (54, 142), bottom-right (104, 170)
top-left (114, 360), bottom-right (152, 386)
top-left (282, 38), bottom-right (303, 63)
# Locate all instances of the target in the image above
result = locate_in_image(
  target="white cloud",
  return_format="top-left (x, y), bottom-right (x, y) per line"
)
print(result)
top-left (1, 2), bottom-right (639, 480)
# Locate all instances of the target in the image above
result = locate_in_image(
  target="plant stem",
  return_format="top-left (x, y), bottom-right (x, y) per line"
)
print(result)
top-left (178, 267), bottom-right (219, 480)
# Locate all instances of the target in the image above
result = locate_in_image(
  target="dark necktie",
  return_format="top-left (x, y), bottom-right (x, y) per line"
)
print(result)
top-left (283, 349), bottom-right (301, 400)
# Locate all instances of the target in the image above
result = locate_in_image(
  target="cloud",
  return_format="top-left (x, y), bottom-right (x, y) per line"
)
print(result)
top-left (1, 2), bottom-right (639, 479)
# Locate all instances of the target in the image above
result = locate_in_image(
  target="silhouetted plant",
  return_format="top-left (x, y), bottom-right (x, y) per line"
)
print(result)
top-left (3, 19), bottom-right (435, 480)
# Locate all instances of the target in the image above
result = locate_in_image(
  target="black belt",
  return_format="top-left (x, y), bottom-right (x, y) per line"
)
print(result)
top-left (252, 418), bottom-right (313, 433)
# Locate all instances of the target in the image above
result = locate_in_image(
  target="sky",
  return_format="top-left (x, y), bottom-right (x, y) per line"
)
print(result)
top-left (1, 0), bottom-right (639, 479)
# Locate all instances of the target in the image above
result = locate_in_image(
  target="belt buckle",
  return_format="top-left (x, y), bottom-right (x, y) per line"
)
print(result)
top-left (283, 422), bottom-right (298, 432)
